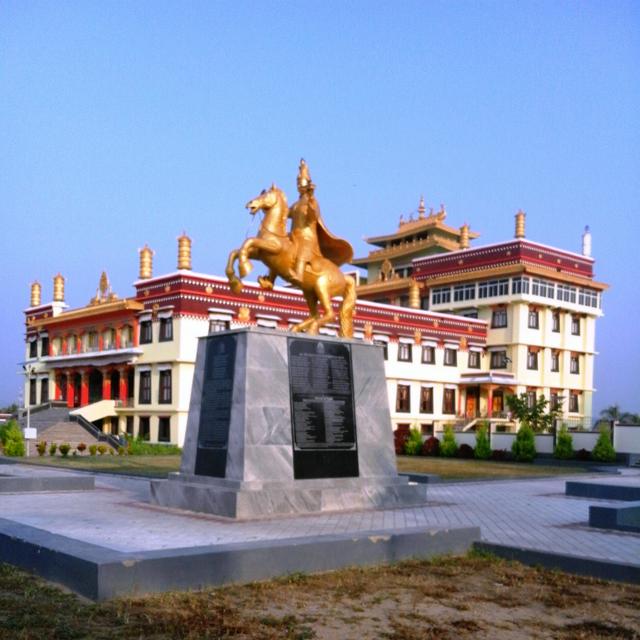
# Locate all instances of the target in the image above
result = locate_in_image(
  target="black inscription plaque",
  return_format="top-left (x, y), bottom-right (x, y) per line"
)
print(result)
top-left (288, 338), bottom-right (359, 479)
top-left (194, 334), bottom-right (237, 477)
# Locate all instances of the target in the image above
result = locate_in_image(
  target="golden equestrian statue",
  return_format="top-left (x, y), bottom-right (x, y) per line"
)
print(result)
top-left (225, 160), bottom-right (356, 337)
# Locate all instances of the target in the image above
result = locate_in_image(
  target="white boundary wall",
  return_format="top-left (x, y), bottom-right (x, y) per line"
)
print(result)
top-left (614, 425), bottom-right (640, 455)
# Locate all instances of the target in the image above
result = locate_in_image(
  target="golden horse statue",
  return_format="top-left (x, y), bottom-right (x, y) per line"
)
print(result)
top-left (225, 184), bottom-right (356, 337)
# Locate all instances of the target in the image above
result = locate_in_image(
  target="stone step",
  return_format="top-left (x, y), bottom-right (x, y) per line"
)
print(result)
top-left (27, 421), bottom-right (110, 457)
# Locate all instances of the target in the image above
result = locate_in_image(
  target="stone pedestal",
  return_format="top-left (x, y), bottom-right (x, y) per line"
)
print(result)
top-left (150, 327), bottom-right (427, 518)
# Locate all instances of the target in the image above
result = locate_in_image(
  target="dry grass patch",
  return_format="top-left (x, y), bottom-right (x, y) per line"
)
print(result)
top-left (1, 553), bottom-right (639, 640)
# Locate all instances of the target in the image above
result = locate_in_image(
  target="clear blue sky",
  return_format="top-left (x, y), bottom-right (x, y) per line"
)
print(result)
top-left (1, 1), bottom-right (638, 413)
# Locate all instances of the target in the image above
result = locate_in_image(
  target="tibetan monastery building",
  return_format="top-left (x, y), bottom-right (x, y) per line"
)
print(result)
top-left (23, 203), bottom-right (606, 446)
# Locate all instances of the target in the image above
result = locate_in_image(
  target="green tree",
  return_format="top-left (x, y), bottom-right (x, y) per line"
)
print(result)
top-left (592, 424), bottom-right (616, 462)
top-left (440, 424), bottom-right (458, 458)
top-left (554, 425), bottom-right (574, 460)
top-left (511, 425), bottom-right (536, 462)
top-left (474, 423), bottom-right (491, 460)
top-left (506, 393), bottom-right (559, 433)
top-left (599, 405), bottom-right (639, 424)
top-left (404, 428), bottom-right (423, 456)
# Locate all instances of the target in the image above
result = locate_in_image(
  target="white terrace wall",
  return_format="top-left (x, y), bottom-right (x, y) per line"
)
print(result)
top-left (572, 432), bottom-right (600, 451)
top-left (614, 425), bottom-right (640, 455)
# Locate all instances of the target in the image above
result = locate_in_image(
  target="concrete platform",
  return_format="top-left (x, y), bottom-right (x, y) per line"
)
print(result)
top-left (0, 465), bottom-right (639, 600)
top-left (566, 480), bottom-right (640, 501)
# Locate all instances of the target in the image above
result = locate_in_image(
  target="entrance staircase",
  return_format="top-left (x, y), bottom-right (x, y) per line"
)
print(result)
top-left (18, 402), bottom-right (120, 455)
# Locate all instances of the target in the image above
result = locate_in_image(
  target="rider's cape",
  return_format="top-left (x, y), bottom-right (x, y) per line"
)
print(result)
top-left (308, 196), bottom-right (354, 267)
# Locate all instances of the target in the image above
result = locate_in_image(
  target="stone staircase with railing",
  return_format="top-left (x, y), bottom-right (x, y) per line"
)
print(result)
top-left (17, 402), bottom-right (119, 456)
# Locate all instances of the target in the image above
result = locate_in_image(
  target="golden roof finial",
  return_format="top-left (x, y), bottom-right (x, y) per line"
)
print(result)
top-left (460, 223), bottom-right (470, 250)
top-left (515, 209), bottom-right (526, 238)
top-left (53, 273), bottom-right (65, 302)
top-left (139, 244), bottom-right (154, 279)
top-left (418, 195), bottom-right (426, 219)
top-left (178, 232), bottom-right (192, 270)
top-left (30, 281), bottom-right (42, 307)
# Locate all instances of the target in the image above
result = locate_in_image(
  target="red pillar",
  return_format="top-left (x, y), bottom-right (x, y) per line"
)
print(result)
top-left (54, 375), bottom-right (61, 401)
top-left (119, 368), bottom-right (129, 405)
top-left (102, 371), bottom-right (111, 400)
top-left (66, 372), bottom-right (74, 409)
top-left (80, 371), bottom-right (89, 406)
top-left (132, 318), bottom-right (139, 347)
top-left (62, 336), bottom-right (68, 355)
top-left (488, 387), bottom-right (494, 418)
top-left (115, 327), bottom-right (121, 349)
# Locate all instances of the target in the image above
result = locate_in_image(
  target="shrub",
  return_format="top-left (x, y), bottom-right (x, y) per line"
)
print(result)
top-left (491, 449), bottom-right (508, 461)
top-left (512, 425), bottom-right (536, 462)
top-left (575, 448), bottom-right (590, 461)
top-left (591, 425), bottom-right (616, 462)
top-left (97, 444), bottom-right (108, 456)
top-left (49, 442), bottom-right (58, 457)
top-left (554, 425), bottom-right (574, 460)
top-left (440, 425), bottom-right (458, 458)
top-left (117, 445), bottom-right (126, 456)
top-left (456, 443), bottom-right (474, 459)
top-left (59, 443), bottom-right (71, 458)
top-left (76, 442), bottom-right (87, 454)
top-left (404, 428), bottom-right (423, 456)
top-left (421, 436), bottom-right (440, 457)
top-left (125, 436), bottom-right (182, 456)
top-left (36, 441), bottom-right (47, 457)
top-left (89, 444), bottom-right (97, 456)
top-left (474, 424), bottom-right (491, 460)
top-left (3, 423), bottom-right (25, 457)
top-left (0, 419), bottom-right (20, 447)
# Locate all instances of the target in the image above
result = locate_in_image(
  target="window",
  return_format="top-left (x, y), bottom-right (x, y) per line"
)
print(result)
top-left (571, 315), bottom-right (580, 336)
top-left (397, 342), bottom-right (412, 362)
top-left (421, 423), bottom-right (434, 436)
top-left (159, 369), bottom-right (172, 404)
top-left (468, 351), bottom-right (481, 369)
top-left (29, 340), bottom-right (37, 358)
top-left (158, 417), bottom-right (171, 442)
top-left (125, 416), bottom-right (134, 436)
top-left (532, 279), bottom-right (555, 299)
top-left (442, 389), bottom-right (456, 414)
top-left (491, 309), bottom-right (507, 328)
top-left (527, 349), bottom-right (538, 370)
top-left (159, 317), bottom-right (173, 342)
top-left (453, 283), bottom-right (475, 301)
top-left (570, 355), bottom-right (580, 374)
top-left (479, 279), bottom-right (508, 299)
top-left (139, 416), bottom-right (150, 441)
top-left (140, 320), bottom-right (153, 344)
top-left (41, 336), bottom-right (49, 357)
top-left (551, 351), bottom-right (560, 372)
top-left (526, 390), bottom-right (536, 409)
top-left (421, 345), bottom-right (435, 364)
top-left (29, 379), bottom-right (37, 405)
top-left (67, 335), bottom-right (77, 354)
top-left (552, 311), bottom-right (560, 332)
top-left (557, 284), bottom-right (577, 303)
top-left (490, 350), bottom-right (507, 369)
top-left (209, 319), bottom-right (230, 334)
top-left (497, 279), bottom-right (509, 296)
top-left (528, 308), bottom-right (539, 329)
top-left (374, 339), bottom-right (388, 360)
top-left (579, 288), bottom-right (599, 308)
top-left (569, 394), bottom-right (579, 413)
top-left (431, 287), bottom-right (451, 305)
top-left (102, 329), bottom-right (115, 350)
top-left (550, 392), bottom-right (561, 411)
top-left (396, 384), bottom-right (411, 413)
top-left (40, 378), bottom-right (48, 404)
top-left (120, 326), bottom-right (132, 348)
top-left (139, 371), bottom-right (151, 404)
top-left (420, 387), bottom-right (433, 413)
top-left (444, 348), bottom-right (457, 366)
top-left (87, 331), bottom-right (98, 352)
top-left (512, 276), bottom-right (530, 294)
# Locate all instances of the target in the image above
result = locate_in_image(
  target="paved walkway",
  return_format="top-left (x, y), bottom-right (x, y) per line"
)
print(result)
top-left (0, 464), bottom-right (638, 567)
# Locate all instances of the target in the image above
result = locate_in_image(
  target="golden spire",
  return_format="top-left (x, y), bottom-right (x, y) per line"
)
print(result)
top-left (460, 223), bottom-right (470, 250)
top-left (515, 209), bottom-right (526, 238)
top-left (139, 244), bottom-right (154, 279)
top-left (53, 274), bottom-right (65, 302)
top-left (409, 280), bottom-right (421, 309)
top-left (178, 232), bottom-right (192, 270)
top-left (418, 195), bottom-right (426, 219)
top-left (30, 281), bottom-right (41, 307)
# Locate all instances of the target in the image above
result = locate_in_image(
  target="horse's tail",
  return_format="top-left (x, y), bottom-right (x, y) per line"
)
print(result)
top-left (339, 275), bottom-right (357, 338)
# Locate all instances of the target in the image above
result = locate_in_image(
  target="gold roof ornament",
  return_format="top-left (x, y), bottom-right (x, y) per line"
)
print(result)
top-left (460, 223), bottom-right (470, 250)
top-left (178, 232), bottom-right (192, 270)
top-left (409, 279), bottom-right (421, 309)
top-left (437, 203), bottom-right (447, 221)
top-left (30, 281), bottom-right (42, 307)
top-left (418, 196), bottom-right (426, 219)
top-left (90, 271), bottom-right (118, 305)
top-left (515, 210), bottom-right (526, 238)
top-left (53, 274), bottom-right (65, 302)
top-left (139, 245), bottom-right (154, 279)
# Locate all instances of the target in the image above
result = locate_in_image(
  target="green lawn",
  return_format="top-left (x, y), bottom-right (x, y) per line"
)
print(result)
top-left (13, 454), bottom-right (181, 478)
top-left (396, 455), bottom-right (590, 480)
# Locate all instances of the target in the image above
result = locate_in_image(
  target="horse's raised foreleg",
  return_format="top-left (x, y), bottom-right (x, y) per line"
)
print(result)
top-left (225, 249), bottom-right (243, 293)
